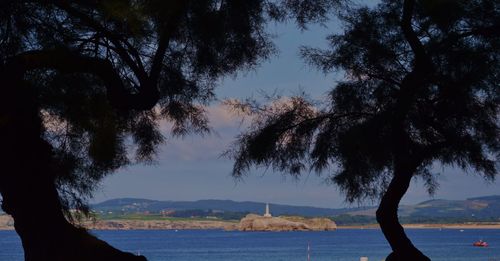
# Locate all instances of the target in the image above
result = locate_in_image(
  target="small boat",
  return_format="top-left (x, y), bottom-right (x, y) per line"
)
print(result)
top-left (473, 240), bottom-right (488, 247)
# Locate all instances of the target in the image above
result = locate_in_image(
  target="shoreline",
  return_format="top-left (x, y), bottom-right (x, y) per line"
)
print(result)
top-left (338, 223), bottom-right (500, 230)
top-left (3, 214), bottom-right (500, 231)
top-left (3, 224), bottom-right (500, 231)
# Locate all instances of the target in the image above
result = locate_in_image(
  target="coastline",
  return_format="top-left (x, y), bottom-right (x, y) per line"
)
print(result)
top-left (338, 223), bottom-right (500, 230)
top-left (2, 214), bottom-right (500, 231)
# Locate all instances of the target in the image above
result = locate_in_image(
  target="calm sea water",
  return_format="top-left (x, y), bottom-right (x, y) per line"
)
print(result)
top-left (1, 229), bottom-right (500, 261)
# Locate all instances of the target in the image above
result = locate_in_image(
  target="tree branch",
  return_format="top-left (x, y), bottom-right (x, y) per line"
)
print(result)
top-left (4, 49), bottom-right (157, 111)
top-left (401, 0), bottom-right (432, 71)
top-left (52, 0), bottom-right (148, 83)
top-left (274, 111), bottom-right (374, 136)
top-left (149, 1), bottom-right (189, 83)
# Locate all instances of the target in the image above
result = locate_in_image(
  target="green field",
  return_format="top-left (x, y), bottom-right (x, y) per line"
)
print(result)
top-left (97, 213), bottom-right (238, 223)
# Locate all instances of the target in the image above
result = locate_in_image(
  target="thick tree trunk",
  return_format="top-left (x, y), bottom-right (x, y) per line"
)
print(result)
top-left (376, 165), bottom-right (430, 261)
top-left (1, 172), bottom-right (147, 261)
top-left (0, 77), bottom-right (147, 261)
top-left (1, 172), bottom-right (150, 261)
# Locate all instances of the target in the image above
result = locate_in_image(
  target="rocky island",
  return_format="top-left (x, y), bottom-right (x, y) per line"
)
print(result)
top-left (237, 204), bottom-right (337, 231)
top-left (237, 214), bottom-right (336, 231)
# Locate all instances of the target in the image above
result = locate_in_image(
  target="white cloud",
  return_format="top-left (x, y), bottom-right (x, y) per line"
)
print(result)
top-left (156, 102), bottom-right (244, 162)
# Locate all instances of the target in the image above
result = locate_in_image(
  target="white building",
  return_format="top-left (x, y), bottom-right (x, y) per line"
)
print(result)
top-left (264, 203), bottom-right (272, 217)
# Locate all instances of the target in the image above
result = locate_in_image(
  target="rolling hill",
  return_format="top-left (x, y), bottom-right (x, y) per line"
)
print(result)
top-left (92, 198), bottom-right (368, 217)
top-left (92, 195), bottom-right (500, 221)
top-left (343, 195), bottom-right (500, 219)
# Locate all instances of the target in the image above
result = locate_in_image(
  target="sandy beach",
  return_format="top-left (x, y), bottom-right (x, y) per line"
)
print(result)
top-left (338, 223), bottom-right (500, 229)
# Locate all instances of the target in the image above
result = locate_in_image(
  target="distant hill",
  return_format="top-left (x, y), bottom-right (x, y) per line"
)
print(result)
top-left (344, 195), bottom-right (500, 220)
top-left (403, 196), bottom-right (500, 219)
top-left (92, 198), bottom-right (368, 217)
top-left (92, 195), bottom-right (500, 222)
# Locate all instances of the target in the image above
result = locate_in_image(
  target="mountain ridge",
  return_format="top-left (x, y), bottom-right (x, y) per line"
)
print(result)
top-left (92, 195), bottom-right (500, 220)
top-left (93, 198), bottom-right (366, 217)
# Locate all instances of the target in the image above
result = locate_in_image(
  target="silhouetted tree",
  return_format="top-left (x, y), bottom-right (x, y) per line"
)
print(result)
top-left (0, 0), bottom-right (343, 260)
top-left (228, 1), bottom-right (499, 260)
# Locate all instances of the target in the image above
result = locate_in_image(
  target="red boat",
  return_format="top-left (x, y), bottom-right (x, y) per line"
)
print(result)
top-left (473, 240), bottom-right (488, 247)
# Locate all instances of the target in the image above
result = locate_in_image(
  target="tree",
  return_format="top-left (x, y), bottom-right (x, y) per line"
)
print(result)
top-left (228, 0), bottom-right (499, 260)
top-left (0, 0), bottom-right (343, 260)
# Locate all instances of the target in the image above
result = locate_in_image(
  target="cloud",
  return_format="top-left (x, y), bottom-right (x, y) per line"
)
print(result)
top-left (206, 103), bottom-right (242, 129)
top-left (156, 102), bottom-right (244, 162)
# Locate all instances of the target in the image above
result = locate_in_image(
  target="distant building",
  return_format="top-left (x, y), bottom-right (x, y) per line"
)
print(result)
top-left (264, 203), bottom-right (272, 217)
top-left (160, 209), bottom-right (176, 217)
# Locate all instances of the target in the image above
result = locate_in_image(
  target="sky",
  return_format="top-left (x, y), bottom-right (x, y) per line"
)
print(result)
top-left (93, 8), bottom-right (500, 209)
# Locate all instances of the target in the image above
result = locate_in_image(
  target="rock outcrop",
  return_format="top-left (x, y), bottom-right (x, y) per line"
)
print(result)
top-left (281, 216), bottom-right (338, 231)
top-left (0, 215), bottom-right (14, 230)
top-left (238, 214), bottom-right (336, 231)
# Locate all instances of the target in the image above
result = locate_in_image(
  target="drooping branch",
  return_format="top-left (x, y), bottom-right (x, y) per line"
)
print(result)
top-left (54, 1), bottom-right (191, 110)
top-left (440, 24), bottom-right (500, 48)
top-left (4, 49), bottom-right (158, 111)
top-left (274, 111), bottom-right (374, 135)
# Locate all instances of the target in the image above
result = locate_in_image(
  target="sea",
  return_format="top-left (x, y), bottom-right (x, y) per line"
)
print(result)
top-left (1, 229), bottom-right (500, 261)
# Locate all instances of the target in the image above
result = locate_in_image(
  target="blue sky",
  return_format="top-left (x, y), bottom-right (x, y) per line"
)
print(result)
top-left (93, 8), bottom-right (500, 209)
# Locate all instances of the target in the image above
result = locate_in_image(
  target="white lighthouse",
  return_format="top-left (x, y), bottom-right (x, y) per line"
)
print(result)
top-left (264, 203), bottom-right (272, 217)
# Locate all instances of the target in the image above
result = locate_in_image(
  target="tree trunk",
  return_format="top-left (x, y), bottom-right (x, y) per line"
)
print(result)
top-left (1, 172), bottom-right (147, 261)
top-left (0, 77), bottom-right (147, 261)
top-left (376, 165), bottom-right (430, 261)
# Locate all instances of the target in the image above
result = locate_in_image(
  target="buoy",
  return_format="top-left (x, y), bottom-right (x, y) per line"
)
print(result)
top-left (307, 242), bottom-right (310, 261)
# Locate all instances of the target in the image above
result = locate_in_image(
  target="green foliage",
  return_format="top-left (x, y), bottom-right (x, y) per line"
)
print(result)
top-left (163, 209), bottom-right (248, 220)
top-left (0, 0), bottom-right (347, 218)
top-left (266, 0), bottom-right (344, 28)
top-left (0, 1), bottom-right (251, 215)
top-left (229, 0), bottom-right (500, 203)
top-left (98, 209), bottom-right (247, 221)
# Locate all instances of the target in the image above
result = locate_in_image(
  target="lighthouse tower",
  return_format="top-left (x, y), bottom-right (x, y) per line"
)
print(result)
top-left (264, 203), bottom-right (272, 217)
